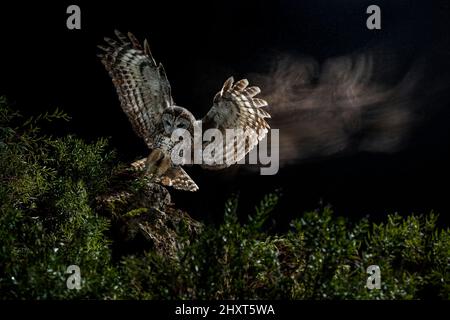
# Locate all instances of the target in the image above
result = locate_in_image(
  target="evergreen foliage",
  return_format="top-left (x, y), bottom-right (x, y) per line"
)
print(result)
top-left (0, 99), bottom-right (449, 299)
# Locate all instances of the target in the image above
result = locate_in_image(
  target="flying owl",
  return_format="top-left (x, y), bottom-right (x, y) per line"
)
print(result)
top-left (98, 30), bottom-right (271, 192)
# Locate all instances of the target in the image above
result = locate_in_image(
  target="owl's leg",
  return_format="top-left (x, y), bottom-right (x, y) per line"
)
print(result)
top-left (145, 148), bottom-right (171, 178)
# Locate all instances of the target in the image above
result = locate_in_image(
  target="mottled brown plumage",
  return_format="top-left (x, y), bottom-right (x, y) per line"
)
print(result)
top-left (98, 30), bottom-right (271, 191)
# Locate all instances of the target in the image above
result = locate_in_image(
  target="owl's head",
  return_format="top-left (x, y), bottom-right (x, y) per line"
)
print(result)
top-left (161, 106), bottom-right (196, 136)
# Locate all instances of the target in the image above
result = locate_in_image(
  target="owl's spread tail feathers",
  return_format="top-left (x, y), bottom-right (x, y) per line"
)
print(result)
top-left (131, 156), bottom-right (199, 192)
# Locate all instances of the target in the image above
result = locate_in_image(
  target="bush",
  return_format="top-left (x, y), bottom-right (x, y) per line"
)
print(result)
top-left (0, 98), bottom-right (449, 300)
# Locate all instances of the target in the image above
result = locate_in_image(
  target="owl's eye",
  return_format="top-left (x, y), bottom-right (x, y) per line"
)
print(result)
top-left (176, 121), bottom-right (189, 129)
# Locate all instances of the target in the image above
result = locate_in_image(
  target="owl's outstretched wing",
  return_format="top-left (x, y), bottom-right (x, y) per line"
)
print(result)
top-left (200, 77), bottom-right (271, 169)
top-left (98, 30), bottom-right (174, 149)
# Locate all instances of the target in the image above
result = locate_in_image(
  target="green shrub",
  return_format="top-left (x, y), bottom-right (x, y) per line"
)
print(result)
top-left (0, 99), bottom-right (119, 299)
top-left (0, 98), bottom-right (449, 300)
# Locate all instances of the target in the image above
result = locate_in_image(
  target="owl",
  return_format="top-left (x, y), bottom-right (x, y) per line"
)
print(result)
top-left (98, 30), bottom-right (271, 192)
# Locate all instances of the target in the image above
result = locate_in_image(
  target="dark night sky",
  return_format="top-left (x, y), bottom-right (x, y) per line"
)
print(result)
top-left (0, 0), bottom-right (449, 227)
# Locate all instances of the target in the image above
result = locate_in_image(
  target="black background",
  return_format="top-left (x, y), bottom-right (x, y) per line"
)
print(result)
top-left (0, 0), bottom-right (449, 227)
